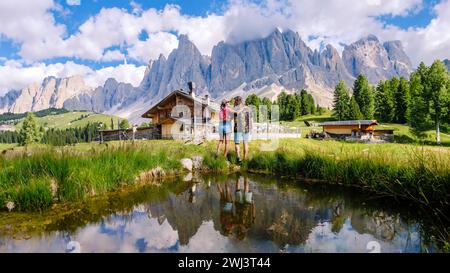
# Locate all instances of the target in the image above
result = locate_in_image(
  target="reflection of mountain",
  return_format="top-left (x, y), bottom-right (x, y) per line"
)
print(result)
top-left (160, 190), bottom-right (217, 245)
top-left (350, 211), bottom-right (403, 241)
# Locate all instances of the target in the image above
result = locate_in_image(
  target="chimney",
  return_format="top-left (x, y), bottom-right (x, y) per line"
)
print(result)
top-left (188, 81), bottom-right (195, 99)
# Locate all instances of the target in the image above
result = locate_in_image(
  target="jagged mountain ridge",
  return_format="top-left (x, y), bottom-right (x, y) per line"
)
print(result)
top-left (0, 75), bottom-right (92, 114)
top-left (0, 29), bottom-right (413, 122)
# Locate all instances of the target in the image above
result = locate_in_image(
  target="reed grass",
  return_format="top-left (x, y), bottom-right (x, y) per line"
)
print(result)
top-left (0, 143), bottom-right (185, 210)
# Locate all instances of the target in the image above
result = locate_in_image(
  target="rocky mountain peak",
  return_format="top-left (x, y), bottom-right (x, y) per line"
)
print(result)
top-left (178, 34), bottom-right (197, 52)
top-left (342, 34), bottom-right (411, 82)
top-left (5, 75), bottom-right (92, 113)
top-left (364, 34), bottom-right (380, 43)
top-left (104, 78), bottom-right (119, 87)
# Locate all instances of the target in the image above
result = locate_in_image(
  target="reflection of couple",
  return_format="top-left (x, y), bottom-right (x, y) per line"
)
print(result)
top-left (217, 176), bottom-right (256, 240)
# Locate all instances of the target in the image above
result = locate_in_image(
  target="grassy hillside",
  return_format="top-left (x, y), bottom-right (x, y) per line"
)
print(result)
top-left (15, 111), bottom-right (122, 130)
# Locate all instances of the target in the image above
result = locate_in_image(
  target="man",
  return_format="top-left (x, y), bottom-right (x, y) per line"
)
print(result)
top-left (234, 176), bottom-right (255, 240)
top-left (233, 96), bottom-right (252, 164)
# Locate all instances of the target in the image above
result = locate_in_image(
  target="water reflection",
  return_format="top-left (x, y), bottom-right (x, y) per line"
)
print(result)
top-left (217, 177), bottom-right (256, 240)
top-left (0, 173), bottom-right (439, 253)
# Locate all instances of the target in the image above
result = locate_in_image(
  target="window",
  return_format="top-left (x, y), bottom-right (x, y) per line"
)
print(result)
top-left (179, 112), bottom-right (183, 118)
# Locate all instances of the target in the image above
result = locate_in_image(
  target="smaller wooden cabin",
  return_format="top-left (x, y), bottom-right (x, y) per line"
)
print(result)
top-left (318, 120), bottom-right (394, 141)
top-left (319, 120), bottom-right (378, 136)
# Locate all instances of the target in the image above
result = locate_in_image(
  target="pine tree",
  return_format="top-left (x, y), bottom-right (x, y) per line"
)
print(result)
top-left (374, 80), bottom-right (395, 122)
top-left (245, 94), bottom-right (261, 120)
top-left (277, 92), bottom-right (288, 120)
top-left (307, 94), bottom-right (316, 114)
top-left (300, 89), bottom-right (310, 116)
top-left (394, 77), bottom-right (410, 124)
top-left (19, 112), bottom-right (42, 146)
top-left (317, 104), bottom-right (325, 115)
top-left (285, 94), bottom-right (301, 121)
top-left (261, 97), bottom-right (272, 120)
top-left (353, 75), bottom-right (374, 119)
top-left (332, 80), bottom-right (351, 121)
top-left (348, 97), bottom-right (363, 120)
top-left (409, 61), bottom-right (450, 144)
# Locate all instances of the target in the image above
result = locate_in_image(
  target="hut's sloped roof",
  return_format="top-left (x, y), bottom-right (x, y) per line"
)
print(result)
top-left (142, 90), bottom-right (219, 118)
top-left (318, 120), bottom-right (378, 126)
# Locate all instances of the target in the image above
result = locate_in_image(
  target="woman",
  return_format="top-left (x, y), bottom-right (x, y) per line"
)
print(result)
top-left (217, 180), bottom-right (234, 236)
top-left (216, 99), bottom-right (232, 157)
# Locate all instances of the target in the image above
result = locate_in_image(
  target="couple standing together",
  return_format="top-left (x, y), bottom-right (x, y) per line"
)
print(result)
top-left (216, 96), bottom-right (252, 165)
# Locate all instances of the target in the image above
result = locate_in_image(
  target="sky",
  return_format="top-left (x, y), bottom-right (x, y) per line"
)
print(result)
top-left (0, 0), bottom-right (449, 95)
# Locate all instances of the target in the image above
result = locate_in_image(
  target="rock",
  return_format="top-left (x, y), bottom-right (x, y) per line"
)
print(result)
top-left (183, 172), bottom-right (193, 182)
top-left (135, 166), bottom-right (166, 182)
top-left (191, 156), bottom-right (203, 169)
top-left (151, 166), bottom-right (165, 177)
top-left (6, 201), bottom-right (15, 212)
top-left (180, 158), bottom-right (193, 171)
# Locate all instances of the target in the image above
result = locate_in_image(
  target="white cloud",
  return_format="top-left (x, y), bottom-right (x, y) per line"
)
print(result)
top-left (66, 0), bottom-right (81, 6)
top-left (101, 49), bottom-right (126, 62)
top-left (384, 0), bottom-right (450, 65)
top-left (0, 60), bottom-right (145, 95)
top-left (84, 64), bottom-right (146, 88)
top-left (0, 0), bottom-right (67, 62)
top-left (127, 32), bottom-right (179, 62)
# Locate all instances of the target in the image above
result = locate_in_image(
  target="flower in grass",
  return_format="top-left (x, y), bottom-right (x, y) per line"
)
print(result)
top-left (6, 201), bottom-right (15, 212)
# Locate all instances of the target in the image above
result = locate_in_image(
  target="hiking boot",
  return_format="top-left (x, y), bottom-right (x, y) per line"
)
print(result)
top-left (237, 158), bottom-right (242, 165)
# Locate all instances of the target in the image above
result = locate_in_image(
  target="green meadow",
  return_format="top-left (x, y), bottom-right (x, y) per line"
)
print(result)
top-left (14, 111), bottom-right (120, 130)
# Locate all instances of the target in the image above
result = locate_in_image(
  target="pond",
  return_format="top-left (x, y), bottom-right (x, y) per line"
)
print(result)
top-left (0, 173), bottom-right (443, 253)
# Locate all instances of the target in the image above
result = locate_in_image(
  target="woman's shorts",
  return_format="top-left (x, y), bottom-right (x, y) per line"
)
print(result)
top-left (219, 122), bottom-right (232, 140)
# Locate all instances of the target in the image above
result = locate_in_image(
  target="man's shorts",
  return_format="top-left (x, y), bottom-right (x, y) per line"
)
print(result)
top-left (235, 190), bottom-right (253, 204)
top-left (234, 132), bottom-right (251, 144)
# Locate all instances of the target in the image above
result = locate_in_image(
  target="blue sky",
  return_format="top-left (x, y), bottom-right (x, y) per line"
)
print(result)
top-left (0, 0), bottom-right (449, 94)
